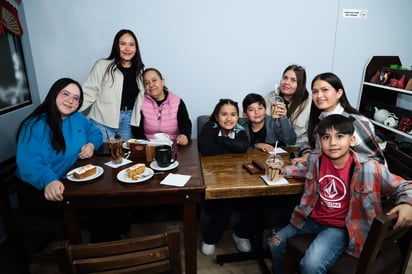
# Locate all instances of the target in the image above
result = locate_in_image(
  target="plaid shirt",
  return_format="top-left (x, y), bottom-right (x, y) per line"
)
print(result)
top-left (286, 149), bottom-right (412, 258)
top-left (301, 104), bottom-right (386, 164)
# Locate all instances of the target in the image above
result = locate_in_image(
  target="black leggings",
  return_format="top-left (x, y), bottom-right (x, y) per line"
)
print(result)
top-left (16, 178), bottom-right (130, 242)
top-left (16, 177), bottom-right (63, 219)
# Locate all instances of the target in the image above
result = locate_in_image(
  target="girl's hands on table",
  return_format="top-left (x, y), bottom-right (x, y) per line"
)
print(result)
top-left (44, 180), bottom-right (65, 202)
top-left (79, 143), bottom-right (95, 159)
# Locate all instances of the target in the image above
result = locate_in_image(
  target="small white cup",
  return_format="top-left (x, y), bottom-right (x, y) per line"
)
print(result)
top-left (153, 132), bottom-right (169, 140)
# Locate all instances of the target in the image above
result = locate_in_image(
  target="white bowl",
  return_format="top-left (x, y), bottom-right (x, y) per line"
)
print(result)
top-left (153, 133), bottom-right (169, 140)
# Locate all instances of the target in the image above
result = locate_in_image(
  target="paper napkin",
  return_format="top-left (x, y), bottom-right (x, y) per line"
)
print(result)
top-left (160, 173), bottom-right (191, 187)
top-left (268, 147), bottom-right (288, 154)
top-left (104, 158), bottom-right (132, 168)
top-left (260, 175), bottom-right (289, 186)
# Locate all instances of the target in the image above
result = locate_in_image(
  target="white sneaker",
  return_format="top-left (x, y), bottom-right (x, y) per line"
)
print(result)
top-left (232, 233), bottom-right (251, 252)
top-left (201, 241), bottom-right (216, 256)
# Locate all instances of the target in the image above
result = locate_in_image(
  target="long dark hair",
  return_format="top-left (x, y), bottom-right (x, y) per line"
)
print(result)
top-left (105, 29), bottom-right (145, 82)
top-left (17, 78), bottom-right (84, 153)
top-left (280, 64), bottom-right (309, 124)
top-left (307, 72), bottom-right (360, 147)
top-left (209, 99), bottom-right (240, 124)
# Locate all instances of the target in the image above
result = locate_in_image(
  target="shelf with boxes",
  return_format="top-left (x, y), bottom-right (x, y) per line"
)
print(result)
top-left (369, 65), bottom-right (412, 90)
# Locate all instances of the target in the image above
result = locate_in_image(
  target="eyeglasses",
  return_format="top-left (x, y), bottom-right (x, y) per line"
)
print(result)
top-left (59, 90), bottom-right (80, 104)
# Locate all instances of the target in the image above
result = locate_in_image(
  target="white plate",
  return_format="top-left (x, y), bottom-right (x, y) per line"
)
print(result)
top-left (150, 160), bottom-right (179, 171)
top-left (116, 167), bottom-right (154, 183)
top-left (66, 166), bottom-right (104, 182)
top-left (122, 139), bottom-right (148, 149)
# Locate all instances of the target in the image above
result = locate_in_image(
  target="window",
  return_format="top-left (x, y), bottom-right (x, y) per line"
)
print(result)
top-left (0, 32), bottom-right (31, 115)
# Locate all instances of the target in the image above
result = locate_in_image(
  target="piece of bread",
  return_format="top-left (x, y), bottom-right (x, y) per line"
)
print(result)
top-left (126, 139), bottom-right (139, 148)
top-left (73, 164), bottom-right (97, 179)
top-left (126, 163), bottom-right (146, 180)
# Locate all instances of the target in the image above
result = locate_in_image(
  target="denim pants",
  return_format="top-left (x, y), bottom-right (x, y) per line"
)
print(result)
top-left (92, 110), bottom-right (133, 141)
top-left (269, 218), bottom-right (348, 274)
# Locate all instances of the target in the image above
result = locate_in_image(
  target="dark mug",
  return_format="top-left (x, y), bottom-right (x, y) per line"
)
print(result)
top-left (155, 145), bottom-right (177, 167)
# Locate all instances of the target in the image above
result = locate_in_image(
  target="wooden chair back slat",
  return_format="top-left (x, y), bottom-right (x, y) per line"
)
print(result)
top-left (54, 225), bottom-right (182, 274)
top-left (73, 247), bottom-right (169, 272)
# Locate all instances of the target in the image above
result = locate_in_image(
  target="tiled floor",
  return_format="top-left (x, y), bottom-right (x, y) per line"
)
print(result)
top-left (2, 206), bottom-right (412, 274)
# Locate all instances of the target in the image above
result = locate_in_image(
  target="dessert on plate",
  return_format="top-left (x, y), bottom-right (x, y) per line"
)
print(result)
top-left (73, 164), bottom-right (97, 179)
top-left (126, 163), bottom-right (146, 180)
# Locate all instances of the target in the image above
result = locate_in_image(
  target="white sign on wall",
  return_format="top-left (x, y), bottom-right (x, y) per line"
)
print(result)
top-left (342, 9), bottom-right (368, 19)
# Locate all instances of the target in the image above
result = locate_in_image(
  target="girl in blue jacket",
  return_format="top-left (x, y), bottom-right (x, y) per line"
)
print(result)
top-left (16, 78), bottom-right (102, 216)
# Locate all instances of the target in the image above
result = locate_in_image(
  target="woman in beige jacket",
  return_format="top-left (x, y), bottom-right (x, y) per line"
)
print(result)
top-left (80, 29), bottom-right (145, 141)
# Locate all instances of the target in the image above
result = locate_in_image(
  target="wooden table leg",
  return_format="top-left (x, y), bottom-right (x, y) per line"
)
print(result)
top-left (63, 203), bottom-right (82, 244)
top-left (183, 201), bottom-right (197, 274)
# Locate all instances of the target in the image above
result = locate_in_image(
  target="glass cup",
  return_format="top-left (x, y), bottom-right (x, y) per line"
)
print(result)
top-left (268, 93), bottom-right (284, 118)
top-left (107, 137), bottom-right (123, 164)
top-left (265, 155), bottom-right (284, 182)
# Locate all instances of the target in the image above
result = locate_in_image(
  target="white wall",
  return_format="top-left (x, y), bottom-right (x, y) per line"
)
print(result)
top-left (2, 0), bottom-right (412, 161)
top-left (22, 0), bottom-right (339, 117)
top-left (332, 0), bottom-right (412, 107)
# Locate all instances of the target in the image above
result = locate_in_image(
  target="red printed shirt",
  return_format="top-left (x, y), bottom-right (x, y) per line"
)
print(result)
top-left (310, 154), bottom-right (352, 227)
top-left (285, 149), bottom-right (412, 258)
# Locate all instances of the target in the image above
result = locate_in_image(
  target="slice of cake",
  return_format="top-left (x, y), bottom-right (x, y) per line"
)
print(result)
top-left (126, 163), bottom-right (146, 180)
top-left (73, 164), bottom-right (97, 179)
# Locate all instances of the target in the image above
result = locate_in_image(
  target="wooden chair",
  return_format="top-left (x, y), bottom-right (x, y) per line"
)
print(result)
top-left (53, 225), bottom-right (182, 274)
top-left (0, 157), bottom-right (66, 273)
top-left (283, 213), bottom-right (412, 274)
top-left (383, 143), bottom-right (412, 180)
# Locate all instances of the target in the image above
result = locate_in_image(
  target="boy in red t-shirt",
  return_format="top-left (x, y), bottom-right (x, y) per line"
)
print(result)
top-left (269, 114), bottom-right (412, 274)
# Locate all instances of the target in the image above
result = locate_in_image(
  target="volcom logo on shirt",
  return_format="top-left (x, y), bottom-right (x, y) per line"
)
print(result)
top-left (318, 175), bottom-right (348, 209)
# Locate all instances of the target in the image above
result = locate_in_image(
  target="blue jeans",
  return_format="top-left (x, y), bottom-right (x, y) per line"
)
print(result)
top-left (92, 110), bottom-right (133, 141)
top-left (269, 218), bottom-right (348, 274)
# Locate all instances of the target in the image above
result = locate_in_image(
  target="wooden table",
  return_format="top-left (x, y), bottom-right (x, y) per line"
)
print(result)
top-left (201, 148), bottom-right (305, 200)
top-left (200, 148), bottom-right (305, 273)
top-left (62, 141), bottom-right (204, 274)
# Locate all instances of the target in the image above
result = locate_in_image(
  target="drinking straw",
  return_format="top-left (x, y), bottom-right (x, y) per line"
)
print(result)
top-left (105, 130), bottom-right (110, 141)
top-left (274, 141), bottom-right (278, 157)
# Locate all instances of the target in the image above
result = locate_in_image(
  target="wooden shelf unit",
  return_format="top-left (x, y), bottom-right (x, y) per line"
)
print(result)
top-left (359, 56), bottom-right (412, 179)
